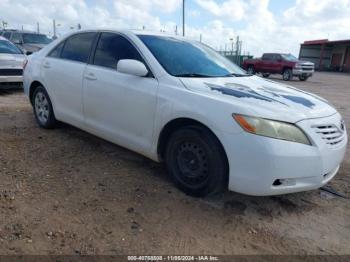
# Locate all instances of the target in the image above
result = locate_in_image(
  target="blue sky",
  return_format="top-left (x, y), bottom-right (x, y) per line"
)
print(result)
top-left (154, 0), bottom-right (296, 30)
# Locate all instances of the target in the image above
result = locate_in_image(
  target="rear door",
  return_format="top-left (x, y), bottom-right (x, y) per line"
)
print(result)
top-left (41, 32), bottom-right (98, 125)
top-left (260, 54), bottom-right (273, 72)
top-left (270, 54), bottom-right (283, 73)
top-left (83, 32), bottom-right (158, 153)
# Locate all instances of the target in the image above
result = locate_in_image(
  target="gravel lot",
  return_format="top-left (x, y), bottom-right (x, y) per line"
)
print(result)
top-left (0, 72), bottom-right (349, 255)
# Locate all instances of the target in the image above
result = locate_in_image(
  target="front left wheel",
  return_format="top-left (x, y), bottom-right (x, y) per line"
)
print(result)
top-left (165, 126), bottom-right (228, 197)
top-left (32, 86), bottom-right (57, 129)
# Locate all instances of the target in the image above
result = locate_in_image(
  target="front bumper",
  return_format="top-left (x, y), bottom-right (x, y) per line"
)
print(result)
top-left (0, 75), bottom-right (23, 83)
top-left (293, 68), bottom-right (314, 76)
top-left (0, 75), bottom-right (23, 89)
top-left (219, 113), bottom-right (347, 196)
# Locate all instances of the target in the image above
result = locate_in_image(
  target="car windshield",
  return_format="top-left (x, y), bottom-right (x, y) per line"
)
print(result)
top-left (22, 33), bottom-right (52, 44)
top-left (138, 35), bottom-right (247, 77)
top-left (0, 40), bottom-right (22, 54)
top-left (281, 54), bottom-right (298, 61)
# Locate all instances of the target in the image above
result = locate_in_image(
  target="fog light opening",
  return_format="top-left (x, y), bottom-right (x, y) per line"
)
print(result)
top-left (273, 178), bottom-right (296, 187)
top-left (273, 179), bottom-right (282, 186)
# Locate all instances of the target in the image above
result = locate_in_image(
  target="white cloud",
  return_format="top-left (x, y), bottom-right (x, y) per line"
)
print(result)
top-left (1, 0), bottom-right (350, 57)
top-left (193, 0), bottom-right (350, 56)
top-left (195, 0), bottom-right (247, 21)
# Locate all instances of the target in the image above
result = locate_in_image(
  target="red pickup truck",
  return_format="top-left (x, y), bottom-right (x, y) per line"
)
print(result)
top-left (242, 53), bottom-right (315, 81)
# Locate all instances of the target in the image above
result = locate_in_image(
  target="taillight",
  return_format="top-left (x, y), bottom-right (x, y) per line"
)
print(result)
top-left (23, 59), bottom-right (28, 71)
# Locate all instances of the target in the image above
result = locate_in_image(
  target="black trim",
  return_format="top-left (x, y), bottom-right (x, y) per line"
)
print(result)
top-left (89, 32), bottom-right (101, 65)
top-left (0, 69), bottom-right (23, 76)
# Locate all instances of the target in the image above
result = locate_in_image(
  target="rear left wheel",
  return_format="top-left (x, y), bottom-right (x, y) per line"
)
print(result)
top-left (247, 65), bottom-right (255, 75)
top-left (282, 69), bottom-right (293, 81)
top-left (165, 126), bottom-right (228, 197)
top-left (33, 86), bottom-right (57, 129)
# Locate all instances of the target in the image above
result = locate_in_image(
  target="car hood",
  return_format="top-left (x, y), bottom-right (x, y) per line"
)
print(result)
top-left (180, 75), bottom-right (337, 123)
top-left (22, 43), bottom-right (46, 52)
top-left (297, 60), bottom-right (314, 65)
top-left (0, 53), bottom-right (25, 69)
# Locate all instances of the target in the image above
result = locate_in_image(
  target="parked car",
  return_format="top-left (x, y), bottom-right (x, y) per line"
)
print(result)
top-left (243, 53), bottom-right (315, 81)
top-left (23, 30), bottom-right (347, 197)
top-left (5, 30), bottom-right (52, 55)
top-left (1, 29), bottom-right (17, 39)
top-left (0, 36), bottom-right (26, 89)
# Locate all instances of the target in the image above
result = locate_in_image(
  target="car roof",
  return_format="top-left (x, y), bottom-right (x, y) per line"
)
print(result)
top-left (67, 29), bottom-right (188, 40)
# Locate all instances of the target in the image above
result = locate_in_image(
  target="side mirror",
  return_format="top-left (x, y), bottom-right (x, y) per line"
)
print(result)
top-left (117, 59), bottom-right (148, 77)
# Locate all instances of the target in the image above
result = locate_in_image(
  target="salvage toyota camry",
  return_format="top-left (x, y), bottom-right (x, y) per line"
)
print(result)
top-left (23, 30), bottom-right (348, 197)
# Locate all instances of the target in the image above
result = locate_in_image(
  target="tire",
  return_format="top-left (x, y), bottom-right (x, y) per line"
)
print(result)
top-left (247, 65), bottom-right (255, 75)
top-left (262, 73), bottom-right (270, 78)
top-left (165, 126), bottom-right (228, 197)
top-left (282, 68), bottom-right (292, 81)
top-left (32, 86), bottom-right (57, 129)
top-left (299, 75), bottom-right (309, 81)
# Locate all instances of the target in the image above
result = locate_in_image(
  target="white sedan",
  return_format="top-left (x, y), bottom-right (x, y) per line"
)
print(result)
top-left (23, 30), bottom-right (347, 197)
top-left (0, 36), bottom-right (26, 89)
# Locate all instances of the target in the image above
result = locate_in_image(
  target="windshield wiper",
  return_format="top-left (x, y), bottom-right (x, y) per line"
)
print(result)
top-left (225, 73), bottom-right (253, 77)
top-left (174, 73), bottom-right (217, 78)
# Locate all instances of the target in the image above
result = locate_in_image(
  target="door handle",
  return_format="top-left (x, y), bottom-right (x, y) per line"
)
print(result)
top-left (84, 72), bottom-right (97, 80)
top-left (43, 62), bottom-right (51, 69)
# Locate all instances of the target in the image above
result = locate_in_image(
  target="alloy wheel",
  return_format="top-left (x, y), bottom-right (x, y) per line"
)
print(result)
top-left (34, 91), bottom-right (50, 124)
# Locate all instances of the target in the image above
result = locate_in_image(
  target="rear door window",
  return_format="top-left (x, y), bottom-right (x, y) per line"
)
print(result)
top-left (262, 54), bottom-right (273, 61)
top-left (61, 32), bottom-right (97, 63)
top-left (48, 41), bottom-right (65, 58)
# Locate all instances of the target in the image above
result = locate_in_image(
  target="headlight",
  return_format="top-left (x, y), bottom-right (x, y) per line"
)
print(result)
top-left (295, 63), bottom-right (302, 69)
top-left (233, 114), bottom-right (311, 145)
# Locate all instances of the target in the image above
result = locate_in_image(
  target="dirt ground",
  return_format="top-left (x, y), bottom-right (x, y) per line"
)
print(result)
top-left (0, 72), bottom-right (349, 255)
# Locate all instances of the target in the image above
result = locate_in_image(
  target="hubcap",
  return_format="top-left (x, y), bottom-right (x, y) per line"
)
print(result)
top-left (34, 92), bottom-right (49, 124)
top-left (176, 141), bottom-right (209, 186)
top-left (284, 71), bottom-right (290, 80)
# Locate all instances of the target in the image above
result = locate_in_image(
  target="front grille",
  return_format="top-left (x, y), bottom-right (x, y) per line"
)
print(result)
top-left (0, 69), bottom-right (23, 76)
top-left (301, 67), bottom-right (314, 71)
top-left (312, 124), bottom-right (345, 146)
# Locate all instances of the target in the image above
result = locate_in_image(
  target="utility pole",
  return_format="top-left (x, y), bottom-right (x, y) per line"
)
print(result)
top-left (175, 25), bottom-right (178, 35)
top-left (53, 19), bottom-right (57, 39)
top-left (37, 22), bottom-right (40, 33)
top-left (200, 34), bottom-right (202, 43)
top-left (182, 0), bottom-right (185, 36)
top-left (236, 36), bottom-right (240, 64)
top-left (230, 38), bottom-right (234, 56)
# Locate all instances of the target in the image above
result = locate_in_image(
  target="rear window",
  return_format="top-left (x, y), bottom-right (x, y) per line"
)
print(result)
top-left (0, 40), bottom-right (22, 54)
